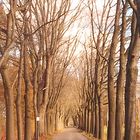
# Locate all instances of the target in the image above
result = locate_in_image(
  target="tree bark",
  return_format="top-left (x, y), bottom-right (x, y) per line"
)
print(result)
top-left (24, 44), bottom-right (35, 140)
top-left (94, 54), bottom-right (100, 139)
top-left (124, 12), bottom-right (140, 140)
top-left (107, 1), bottom-right (120, 140)
top-left (16, 44), bottom-right (24, 140)
top-left (0, 68), bottom-right (15, 140)
top-left (90, 101), bottom-right (95, 134)
top-left (94, 95), bottom-right (99, 139)
top-left (99, 97), bottom-right (104, 140)
top-left (38, 56), bottom-right (51, 135)
top-left (83, 107), bottom-right (87, 131)
top-left (115, 2), bottom-right (127, 140)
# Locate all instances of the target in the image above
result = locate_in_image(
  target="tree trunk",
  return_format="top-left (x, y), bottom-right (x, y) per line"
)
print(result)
top-left (99, 97), bottom-right (104, 140)
top-left (115, 2), bottom-right (127, 140)
top-left (83, 107), bottom-right (87, 131)
top-left (39, 108), bottom-right (46, 135)
top-left (90, 101), bottom-right (95, 134)
top-left (47, 112), bottom-right (52, 134)
top-left (51, 112), bottom-right (55, 133)
top-left (107, 1), bottom-right (120, 140)
top-left (86, 105), bottom-right (89, 132)
top-left (38, 56), bottom-right (51, 135)
top-left (124, 13), bottom-right (140, 140)
top-left (24, 44), bottom-right (35, 140)
top-left (94, 96), bottom-right (99, 139)
top-left (87, 101), bottom-right (91, 133)
top-left (88, 110), bottom-right (91, 133)
top-left (24, 88), bottom-right (35, 140)
top-left (0, 68), bottom-right (15, 140)
top-left (55, 107), bottom-right (58, 131)
top-left (16, 44), bottom-right (24, 140)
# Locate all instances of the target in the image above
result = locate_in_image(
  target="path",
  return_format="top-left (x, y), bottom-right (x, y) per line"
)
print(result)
top-left (52, 128), bottom-right (88, 140)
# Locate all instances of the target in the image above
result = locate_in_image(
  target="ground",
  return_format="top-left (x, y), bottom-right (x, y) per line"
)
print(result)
top-left (52, 128), bottom-right (88, 140)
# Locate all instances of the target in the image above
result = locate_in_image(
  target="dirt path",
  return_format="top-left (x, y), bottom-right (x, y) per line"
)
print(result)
top-left (52, 128), bottom-right (88, 140)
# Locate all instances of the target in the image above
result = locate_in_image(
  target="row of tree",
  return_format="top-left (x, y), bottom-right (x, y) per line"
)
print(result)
top-left (0, 0), bottom-right (140, 140)
top-left (75, 0), bottom-right (140, 140)
top-left (0, 0), bottom-right (82, 139)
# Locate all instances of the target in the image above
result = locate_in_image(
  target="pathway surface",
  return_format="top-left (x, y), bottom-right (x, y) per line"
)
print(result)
top-left (52, 128), bottom-right (88, 140)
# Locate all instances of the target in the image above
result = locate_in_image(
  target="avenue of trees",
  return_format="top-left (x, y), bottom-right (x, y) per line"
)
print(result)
top-left (0, 0), bottom-right (140, 140)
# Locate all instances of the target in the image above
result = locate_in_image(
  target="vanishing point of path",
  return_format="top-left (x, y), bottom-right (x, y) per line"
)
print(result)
top-left (52, 128), bottom-right (88, 140)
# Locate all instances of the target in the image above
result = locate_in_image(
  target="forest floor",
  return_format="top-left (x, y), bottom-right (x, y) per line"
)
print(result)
top-left (50, 128), bottom-right (93, 140)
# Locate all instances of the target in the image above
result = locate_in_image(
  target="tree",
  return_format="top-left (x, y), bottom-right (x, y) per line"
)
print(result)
top-left (115, 1), bottom-right (128, 140)
top-left (124, 1), bottom-right (140, 140)
top-left (0, 1), bottom-right (17, 139)
top-left (107, 0), bottom-right (120, 140)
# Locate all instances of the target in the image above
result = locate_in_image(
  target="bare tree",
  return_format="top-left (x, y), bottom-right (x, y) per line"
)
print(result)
top-left (107, 1), bottom-right (120, 140)
top-left (115, 1), bottom-right (128, 140)
top-left (0, 1), bottom-right (17, 139)
top-left (124, 1), bottom-right (140, 140)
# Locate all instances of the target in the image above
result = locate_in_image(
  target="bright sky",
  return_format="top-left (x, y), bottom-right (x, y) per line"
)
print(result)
top-left (69, 0), bottom-right (105, 55)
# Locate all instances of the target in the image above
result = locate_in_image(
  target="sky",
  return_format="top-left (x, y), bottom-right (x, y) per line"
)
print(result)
top-left (69, 0), bottom-right (105, 55)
